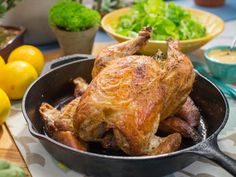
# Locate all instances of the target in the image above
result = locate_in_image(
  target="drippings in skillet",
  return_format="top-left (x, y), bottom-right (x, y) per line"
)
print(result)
top-left (39, 27), bottom-right (202, 156)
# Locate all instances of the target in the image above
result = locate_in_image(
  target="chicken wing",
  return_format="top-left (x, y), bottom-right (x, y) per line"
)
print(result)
top-left (73, 77), bottom-right (88, 97)
top-left (39, 97), bottom-right (88, 151)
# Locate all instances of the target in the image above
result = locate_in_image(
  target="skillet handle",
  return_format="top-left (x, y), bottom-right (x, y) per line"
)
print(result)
top-left (41, 54), bottom-right (94, 75)
top-left (190, 137), bottom-right (236, 176)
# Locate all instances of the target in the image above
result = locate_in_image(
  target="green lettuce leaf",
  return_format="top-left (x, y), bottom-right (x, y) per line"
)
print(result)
top-left (115, 0), bottom-right (206, 40)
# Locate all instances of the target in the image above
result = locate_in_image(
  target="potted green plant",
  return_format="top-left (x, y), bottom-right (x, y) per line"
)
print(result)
top-left (0, 0), bottom-right (26, 61)
top-left (49, 0), bottom-right (101, 55)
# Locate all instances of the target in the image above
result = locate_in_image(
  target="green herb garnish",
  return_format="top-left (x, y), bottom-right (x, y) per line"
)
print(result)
top-left (116, 0), bottom-right (206, 40)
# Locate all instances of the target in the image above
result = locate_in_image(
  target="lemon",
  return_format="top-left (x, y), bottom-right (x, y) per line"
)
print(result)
top-left (0, 61), bottom-right (38, 100)
top-left (8, 45), bottom-right (45, 75)
top-left (0, 56), bottom-right (5, 67)
top-left (0, 88), bottom-right (11, 125)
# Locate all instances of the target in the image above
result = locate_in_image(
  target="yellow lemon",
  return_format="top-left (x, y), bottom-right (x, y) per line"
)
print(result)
top-left (0, 88), bottom-right (11, 125)
top-left (0, 61), bottom-right (38, 100)
top-left (0, 56), bottom-right (5, 67)
top-left (8, 45), bottom-right (45, 75)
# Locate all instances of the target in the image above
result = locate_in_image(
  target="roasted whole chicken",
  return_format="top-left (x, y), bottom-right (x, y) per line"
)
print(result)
top-left (40, 27), bottom-right (201, 156)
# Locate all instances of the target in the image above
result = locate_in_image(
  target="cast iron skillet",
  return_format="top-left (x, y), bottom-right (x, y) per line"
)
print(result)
top-left (22, 54), bottom-right (236, 177)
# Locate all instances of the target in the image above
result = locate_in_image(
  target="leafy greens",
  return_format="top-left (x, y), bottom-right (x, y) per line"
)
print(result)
top-left (115, 0), bottom-right (206, 40)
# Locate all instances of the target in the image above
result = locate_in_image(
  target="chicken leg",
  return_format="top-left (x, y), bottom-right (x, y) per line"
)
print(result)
top-left (39, 98), bottom-right (87, 151)
top-left (39, 78), bottom-right (89, 151)
top-left (92, 27), bottom-right (152, 77)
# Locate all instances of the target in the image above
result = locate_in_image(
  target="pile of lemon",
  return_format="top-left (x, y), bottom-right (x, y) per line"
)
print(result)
top-left (0, 45), bottom-right (45, 125)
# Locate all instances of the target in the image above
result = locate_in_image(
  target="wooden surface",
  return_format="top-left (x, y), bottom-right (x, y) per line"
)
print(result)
top-left (0, 42), bottom-right (113, 177)
top-left (0, 124), bottom-right (31, 176)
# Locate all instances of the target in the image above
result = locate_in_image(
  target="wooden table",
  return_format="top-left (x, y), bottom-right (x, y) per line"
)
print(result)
top-left (0, 42), bottom-right (114, 177)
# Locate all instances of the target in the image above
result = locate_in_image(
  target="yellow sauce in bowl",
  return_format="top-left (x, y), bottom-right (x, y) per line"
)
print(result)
top-left (208, 49), bottom-right (236, 64)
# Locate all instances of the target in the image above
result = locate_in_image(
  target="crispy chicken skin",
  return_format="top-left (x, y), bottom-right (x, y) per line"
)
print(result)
top-left (73, 77), bottom-right (88, 97)
top-left (159, 97), bottom-right (201, 141)
top-left (159, 116), bottom-right (201, 142)
top-left (40, 28), bottom-right (199, 155)
top-left (40, 97), bottom-right (88, 151)
top-left (73, 39), bottom-right (195, 155)
top-left (92, 27), bottom-right (151, 78)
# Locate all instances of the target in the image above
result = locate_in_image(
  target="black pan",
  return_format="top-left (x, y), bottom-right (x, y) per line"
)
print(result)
top-left (22, 54), bottom-right (236, 177)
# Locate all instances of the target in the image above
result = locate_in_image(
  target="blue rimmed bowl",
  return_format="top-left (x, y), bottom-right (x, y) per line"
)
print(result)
top-left (204, 46), bottom-right (236, 83)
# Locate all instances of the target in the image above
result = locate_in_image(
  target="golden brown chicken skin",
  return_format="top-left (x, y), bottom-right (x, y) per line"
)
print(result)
top-left (175, 97), bottom-right (200, 127)
top-left (92, 27), bottom-right (152, 78)
top-left (39, 79), bottom-right (88, 151)
top-left (40, 28), bottom-right (199, 155)
top-left (73, 39), bottom-right (195, 156)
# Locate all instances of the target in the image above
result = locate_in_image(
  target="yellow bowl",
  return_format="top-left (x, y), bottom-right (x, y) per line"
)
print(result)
top-left (101, 7), bottom-right (224, 55)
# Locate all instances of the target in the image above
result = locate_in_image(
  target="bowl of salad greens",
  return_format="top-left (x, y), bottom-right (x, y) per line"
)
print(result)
top-left (101, 0), bottom-right (224, 55)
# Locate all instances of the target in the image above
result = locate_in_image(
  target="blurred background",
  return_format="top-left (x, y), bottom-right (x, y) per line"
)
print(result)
top-left (1, 0), bottom-right (235, 45)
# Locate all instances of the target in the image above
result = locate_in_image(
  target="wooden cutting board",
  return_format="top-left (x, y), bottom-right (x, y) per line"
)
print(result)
top-left (0, 42), bottom-right (114, 177)
top-left (0, 124), bottom-right (31, 176)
